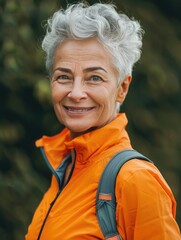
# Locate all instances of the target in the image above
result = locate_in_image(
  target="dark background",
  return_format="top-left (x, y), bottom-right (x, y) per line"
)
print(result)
top-left (0, 0), bottom-right (181, 239)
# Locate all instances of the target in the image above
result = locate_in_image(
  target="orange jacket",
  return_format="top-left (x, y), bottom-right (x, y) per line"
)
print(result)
top-left (25, 113), bottom-right (181, 240)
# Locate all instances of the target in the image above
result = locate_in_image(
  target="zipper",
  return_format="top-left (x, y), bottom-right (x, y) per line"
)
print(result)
top-left (37, 147), bottom-right (62, 240)
top-left (63, 149), bottom-right (76, 187)
top-left (37, 189), bottom-right (61, 240)
top-left (36, 147), bottom-right (76, 239)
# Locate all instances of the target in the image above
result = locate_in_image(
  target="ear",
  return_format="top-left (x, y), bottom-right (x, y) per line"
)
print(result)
top-left (116, 75), bottom-right (132, 103)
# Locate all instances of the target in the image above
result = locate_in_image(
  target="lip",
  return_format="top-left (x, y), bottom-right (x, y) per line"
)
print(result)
top-left (63, 106), bottom-right (95, 114)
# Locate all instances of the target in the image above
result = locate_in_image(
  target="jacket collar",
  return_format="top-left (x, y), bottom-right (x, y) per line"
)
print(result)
top-left (36, 113), bottom-right (130, 169)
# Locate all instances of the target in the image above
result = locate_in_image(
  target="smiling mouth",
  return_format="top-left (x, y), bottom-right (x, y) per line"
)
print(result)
top-left (64, 106), bottom-right (95, 113)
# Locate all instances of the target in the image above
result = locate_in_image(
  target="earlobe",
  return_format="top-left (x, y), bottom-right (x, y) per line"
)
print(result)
top-left (116, 75), bottom-right (132, 103)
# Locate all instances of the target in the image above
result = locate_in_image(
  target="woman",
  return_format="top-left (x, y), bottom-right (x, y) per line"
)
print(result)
top-left (25, 3), bottom-right (181, 240)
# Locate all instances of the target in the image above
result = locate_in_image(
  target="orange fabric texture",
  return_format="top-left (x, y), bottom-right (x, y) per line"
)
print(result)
top-left (25, 114), bottom-right (181, 240)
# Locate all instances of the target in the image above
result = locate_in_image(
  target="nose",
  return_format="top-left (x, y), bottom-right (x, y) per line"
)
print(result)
top-left (67, 79), bottom-right (87, 102)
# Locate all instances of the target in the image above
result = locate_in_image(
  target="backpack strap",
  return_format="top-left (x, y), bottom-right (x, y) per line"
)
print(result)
top-left (96, 149), bottom-right (152, 240)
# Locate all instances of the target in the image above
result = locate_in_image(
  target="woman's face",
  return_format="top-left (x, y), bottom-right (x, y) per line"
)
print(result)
top-left (51, 38), bottom-right (130, 138)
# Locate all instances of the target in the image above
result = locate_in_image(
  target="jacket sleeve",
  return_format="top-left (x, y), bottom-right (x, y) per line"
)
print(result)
top-left (115, 161), bottom-right (181, 240)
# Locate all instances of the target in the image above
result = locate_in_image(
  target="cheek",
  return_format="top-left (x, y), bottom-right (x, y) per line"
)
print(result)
top-left (51, 85), bottom-right (65, 103)
top-left (99, 87), bottom-right (117, 105)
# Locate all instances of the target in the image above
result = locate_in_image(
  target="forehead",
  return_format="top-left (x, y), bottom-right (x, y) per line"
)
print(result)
top-left (53, 38), bottom-right (113, 69)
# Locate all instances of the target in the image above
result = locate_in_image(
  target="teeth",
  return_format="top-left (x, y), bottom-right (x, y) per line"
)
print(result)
top-left (66, 107), bottom-right (92, 112)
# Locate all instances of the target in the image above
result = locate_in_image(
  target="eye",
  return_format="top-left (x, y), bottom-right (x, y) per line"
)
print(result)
top-left (54, 74), bottom-right (71, 83)
top-left (90, 75), bottom-right (103, 82)
top-left (57, 75), bottom-right (70, 80)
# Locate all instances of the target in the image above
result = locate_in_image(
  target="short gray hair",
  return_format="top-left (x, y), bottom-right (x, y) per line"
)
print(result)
top-left (42, 2), bottom-right (144, 83)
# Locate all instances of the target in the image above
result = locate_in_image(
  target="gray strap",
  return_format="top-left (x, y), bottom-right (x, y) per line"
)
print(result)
top-left (96, 149), bottom-right (152, 239)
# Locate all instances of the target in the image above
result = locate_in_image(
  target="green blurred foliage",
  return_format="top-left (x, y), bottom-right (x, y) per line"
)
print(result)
top-left (0, 0), bottom-right (181, 239)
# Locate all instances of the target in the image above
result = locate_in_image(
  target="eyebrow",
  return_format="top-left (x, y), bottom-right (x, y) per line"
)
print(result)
top-left (53, 67), bottom-right (71, 73)
top-left (84, 67), bottom-right (107, 73)
top-left (53, 66), bottom-right (107, 74)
